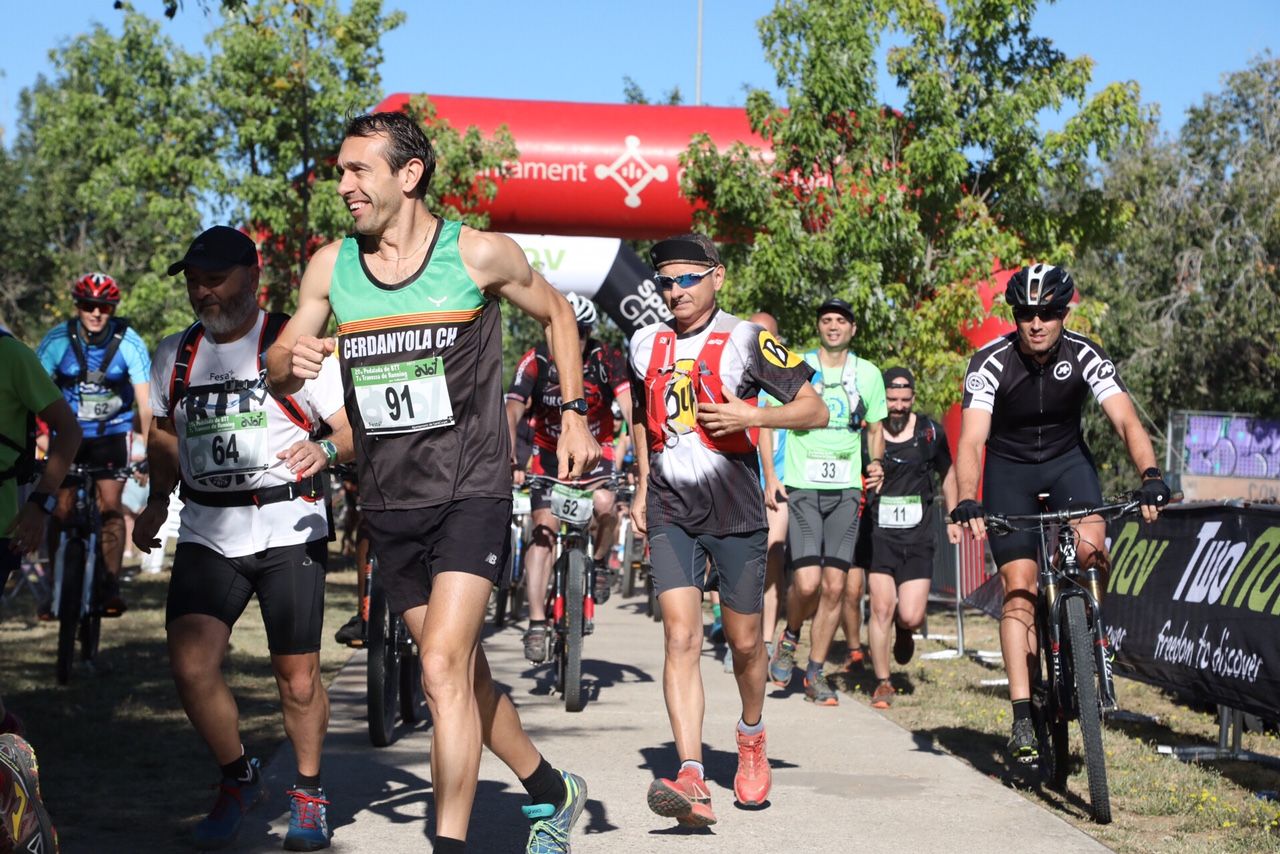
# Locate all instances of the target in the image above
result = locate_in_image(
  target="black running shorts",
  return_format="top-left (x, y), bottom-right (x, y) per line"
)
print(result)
top-left (362, 497), bottom-right (512, 615)
top-left (166, 539), bottom-right (328, 655)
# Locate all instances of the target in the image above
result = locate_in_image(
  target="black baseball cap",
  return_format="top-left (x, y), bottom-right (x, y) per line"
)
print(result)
top-left (167, 226), bottom-right (259, 276)
top-left (883, 366), bottom-right (915, 389)
top-left (816, 297), bottom-right (855, 322)
top-left (650, 233), bottom-right (721, 270)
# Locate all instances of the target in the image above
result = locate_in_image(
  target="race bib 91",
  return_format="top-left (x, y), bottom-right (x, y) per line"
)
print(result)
top-left (185, 411), bottom-right (270, 478)
top-left (352, 357), bottom-right (453, 435)
top-left (550, 483), bottom-right (594, 525)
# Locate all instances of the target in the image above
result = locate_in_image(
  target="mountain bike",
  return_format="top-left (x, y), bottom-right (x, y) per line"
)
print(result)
top-left (526, 474), bottom-right (619, 712)
top-left (493, 488), bottom-right (530, 629)
top-left (51, 461), bottom-right (140, 685)
top-left (986, 491), bottom-right (1172, 824)
top-left (365, 553), bottom-right (429, 746)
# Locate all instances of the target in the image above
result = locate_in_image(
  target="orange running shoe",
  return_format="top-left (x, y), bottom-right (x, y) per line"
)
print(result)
top-left (871, 680), bottom-right (896, 709)
top-left (845, 647), bottom-right (865, 671)
top-left (734, 727), bottom-right (771, 806)
top-left (647, 767), bottom-right (717, 827)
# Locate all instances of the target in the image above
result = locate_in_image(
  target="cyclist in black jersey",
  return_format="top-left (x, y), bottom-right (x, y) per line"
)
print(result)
top-left (950, 263), bottom-right (1171, 765)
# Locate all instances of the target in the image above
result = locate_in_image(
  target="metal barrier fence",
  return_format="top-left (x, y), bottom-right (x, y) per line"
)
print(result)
top-left (928, 500), bottom-right (990, 655)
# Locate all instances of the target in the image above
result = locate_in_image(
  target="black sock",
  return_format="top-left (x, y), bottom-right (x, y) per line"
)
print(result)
top-left (520, 757), bottom-right (566, 808)
top-left (294, 772), bottom-right (321, 790)
top-left (220, 755), bottom-right (257, 784)
top-left (434, 837), bottom-right (467, 853)
top-left (1012, 699), bottom-right (1032, 723)
top-left (529, 619), bottom-right (547, 627)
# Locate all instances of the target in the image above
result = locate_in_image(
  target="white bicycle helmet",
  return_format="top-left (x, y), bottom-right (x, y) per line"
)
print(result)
top-left (566, 292), bottom-right (598, 326)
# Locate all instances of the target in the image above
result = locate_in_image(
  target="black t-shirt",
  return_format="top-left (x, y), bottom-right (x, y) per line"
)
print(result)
top-left (961, 331), bottom-right (1127, 464)
top-left (867, 414), bottom-right (951, 541)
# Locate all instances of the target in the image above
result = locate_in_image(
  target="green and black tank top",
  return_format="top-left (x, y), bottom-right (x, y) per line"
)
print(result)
top-left (329, 218), bottom-right (511, 511)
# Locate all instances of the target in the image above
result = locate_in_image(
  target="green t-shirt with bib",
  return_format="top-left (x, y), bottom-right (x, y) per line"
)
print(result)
top-left (0, 335), bottom-right (61, 531)
top-left (783, 352), bottom-right (886, 490)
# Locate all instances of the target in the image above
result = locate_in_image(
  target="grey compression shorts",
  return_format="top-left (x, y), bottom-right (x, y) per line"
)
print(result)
top-left (786, 487), bottom-right (862, 571)
top-left (647, 525), bottom-right (767, 614)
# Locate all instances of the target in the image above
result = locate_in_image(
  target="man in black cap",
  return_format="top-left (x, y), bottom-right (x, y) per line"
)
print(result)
top-left (862, 366), bottom-right (960, 709)
top-left (134, 225), bottom-right (353, 850)
top-left (630, 233), bottom-right (825, 826)
top-left (766, 297), bottom-right (885, 705)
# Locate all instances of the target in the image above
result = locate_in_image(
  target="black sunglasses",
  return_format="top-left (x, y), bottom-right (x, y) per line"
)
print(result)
top-left (77, 301), bottom-right (115, 315)
top-left (1013, 305), bottom-right (1067, 323)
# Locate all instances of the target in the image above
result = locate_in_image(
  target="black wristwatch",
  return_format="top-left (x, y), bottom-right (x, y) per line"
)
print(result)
top-left (560, 398), bottom-right (589, 416)
top-left (27, 491), bottom-right (56, 515)
top-left (1142, 467), bottom-right (1163, 481)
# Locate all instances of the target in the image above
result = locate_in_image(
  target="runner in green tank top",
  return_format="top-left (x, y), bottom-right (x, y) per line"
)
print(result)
top-left (268, 111), bottom-right (599, 854)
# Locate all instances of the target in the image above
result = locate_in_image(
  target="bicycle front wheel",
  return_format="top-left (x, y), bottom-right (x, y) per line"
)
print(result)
top-left (563, 549), bottom-right (585, 712)
top-left (1066, 595), bottom-right (1111, 823)
top-left (57, 539), bottom-right (86, 686)
top-left (366, 576), bottom-right (400, 747)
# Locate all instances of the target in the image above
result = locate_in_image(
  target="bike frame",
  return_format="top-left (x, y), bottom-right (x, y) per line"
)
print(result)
top-left (51, 467), bottom-right (107, 623)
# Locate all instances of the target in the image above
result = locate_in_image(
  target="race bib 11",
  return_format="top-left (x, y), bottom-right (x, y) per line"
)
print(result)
top-left (878, 495), bottom-right (923, 529)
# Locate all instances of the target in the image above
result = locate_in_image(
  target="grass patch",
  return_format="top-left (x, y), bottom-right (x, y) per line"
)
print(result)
top-left (0, 553), bottom-right (358, 851)
top-left (811, 605), bottom-right (1280, 854)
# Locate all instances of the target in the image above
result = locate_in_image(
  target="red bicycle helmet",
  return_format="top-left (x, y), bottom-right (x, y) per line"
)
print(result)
top-left (72, 272), bottom-right (121, 305)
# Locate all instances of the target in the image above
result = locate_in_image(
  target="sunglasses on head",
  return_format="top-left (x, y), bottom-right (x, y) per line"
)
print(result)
top-left (77, 301), bottom-right (115, 315)
top-left (653, 265), bottom-right (718, 290)
top-left (1013, 305), bottom-right (1067, 323)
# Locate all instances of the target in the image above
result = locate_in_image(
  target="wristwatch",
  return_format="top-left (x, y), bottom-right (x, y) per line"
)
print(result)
top-left (1142, 467), bottom-right (1163, 481)
top-left (560, 398), bottom-right (589, 416)
top-left (318, 439), bottom-right (339, 466)
top-left (27, 491), bottom-right (56, 515)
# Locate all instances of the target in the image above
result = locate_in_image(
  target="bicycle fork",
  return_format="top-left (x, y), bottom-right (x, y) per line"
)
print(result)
top-left (1082, 565), bottom-right (1118, 711)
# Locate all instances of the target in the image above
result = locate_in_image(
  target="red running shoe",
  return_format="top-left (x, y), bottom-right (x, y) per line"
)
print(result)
top-left (647, 767), bottom-right (717, 827)
top-left (734, 727), bottom-right (771, 806)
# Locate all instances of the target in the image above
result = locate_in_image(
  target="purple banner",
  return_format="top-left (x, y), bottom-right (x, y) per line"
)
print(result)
top-left (1184, 414), bottom-right (1280, 480)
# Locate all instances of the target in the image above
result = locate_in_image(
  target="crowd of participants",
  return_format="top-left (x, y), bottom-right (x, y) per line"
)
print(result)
top-left (0, 108), bottom-right (1172, 854)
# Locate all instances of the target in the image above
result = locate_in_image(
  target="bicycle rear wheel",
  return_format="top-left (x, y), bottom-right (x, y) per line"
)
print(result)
top-left (57, 539), bottom-right (86, 685)
top-left (366, 574), bottom-right (400, 747)
top-left (399, 633), bottom-right (429, 726)
top-left (1066, 595), bottom-right (1111, 824)
top-left (622, 534), bottom-right (639, 598)
top-left (563, 549), bottom-right (585, 712)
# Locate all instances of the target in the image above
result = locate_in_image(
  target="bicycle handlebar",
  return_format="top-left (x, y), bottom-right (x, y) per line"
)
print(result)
top-left (524, 474), bottom-right (624, 491)
top-left (985, 491), bottom-right (1184, 535)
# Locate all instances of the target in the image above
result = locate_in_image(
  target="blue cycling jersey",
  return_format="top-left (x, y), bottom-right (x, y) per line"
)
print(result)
top-left (36, 319), bottom-right (151, 438)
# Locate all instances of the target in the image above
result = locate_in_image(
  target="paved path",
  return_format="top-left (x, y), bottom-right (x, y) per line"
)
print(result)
top-left (231, 597), bottom-right (1106, 853)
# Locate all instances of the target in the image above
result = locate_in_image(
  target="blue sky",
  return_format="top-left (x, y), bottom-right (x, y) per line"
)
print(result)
top-left (0, 1), bottom-right (1274, 143)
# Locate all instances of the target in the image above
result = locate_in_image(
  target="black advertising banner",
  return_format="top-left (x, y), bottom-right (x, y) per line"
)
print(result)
top-left (1106, 503), bottom-right (1280, 720)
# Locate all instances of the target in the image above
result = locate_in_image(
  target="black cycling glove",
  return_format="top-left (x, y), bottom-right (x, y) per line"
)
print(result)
top-left (1137, 477), bottom-right (1171, 508)
top-left (951, 499), bottom-right (984, 525)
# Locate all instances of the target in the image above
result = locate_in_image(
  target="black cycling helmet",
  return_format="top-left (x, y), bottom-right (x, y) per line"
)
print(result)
top-left (1005, 263), bottom-right (1075, 308)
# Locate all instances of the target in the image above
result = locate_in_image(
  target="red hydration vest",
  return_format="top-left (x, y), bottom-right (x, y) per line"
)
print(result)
top-left (644, 330), bottom-right (758, 455)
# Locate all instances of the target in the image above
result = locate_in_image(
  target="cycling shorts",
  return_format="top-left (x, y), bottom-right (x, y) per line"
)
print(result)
top-left (363, 497), bottom-right (512, 616)
top-left (67, 434), bottom-right (129, 481)
top-left (982, 445), bottom-right (1103, 566)
top-left (786, 487), bottom-right (862, 571)
top-left (528, 448), bottom-right (614, 512)
top-left (648, 525), bottom-right (767, 614)
top-left (166, 539), bottom-right (327, 655)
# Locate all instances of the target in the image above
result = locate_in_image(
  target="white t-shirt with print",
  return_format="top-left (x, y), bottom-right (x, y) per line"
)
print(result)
top-left (149, 312), bottom-right (343, 557)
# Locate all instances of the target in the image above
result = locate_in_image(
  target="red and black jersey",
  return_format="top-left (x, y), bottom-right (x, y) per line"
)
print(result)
top-left (506, 339), bottom-right (630, 451)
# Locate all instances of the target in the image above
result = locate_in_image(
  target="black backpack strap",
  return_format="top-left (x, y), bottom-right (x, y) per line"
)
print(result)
top-left (67, 318), bottom-right (130, 387)
top-left (167, 322), bottom-right (206, 420)
top-left (259, 313), bottom-right (314, 435)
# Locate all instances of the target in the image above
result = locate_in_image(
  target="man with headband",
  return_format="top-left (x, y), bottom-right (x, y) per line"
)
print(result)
top-left (629, 233), bottom-right (825, 826)
top-left (863, 366), bottom-right (960, 709)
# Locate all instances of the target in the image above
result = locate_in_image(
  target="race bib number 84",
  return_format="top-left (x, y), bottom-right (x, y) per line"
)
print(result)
top-left (352, 357), bottom-right (454, 435)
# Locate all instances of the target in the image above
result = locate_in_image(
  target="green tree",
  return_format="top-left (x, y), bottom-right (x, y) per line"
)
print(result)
top-left (679, 0), bottom-right (1149, 413)
top-left (1077, 56), bottom-right (1280, 490)
top-left (9, 6), bottom-right (223, 342)
top-left (206, 0), bottom-right (405, 309)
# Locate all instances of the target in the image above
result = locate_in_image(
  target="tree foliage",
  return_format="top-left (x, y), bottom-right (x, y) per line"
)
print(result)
top-left (1077, 55), bottom-right (1280, 488)
top-left (6, 7), bottom-right (222, 342)
top-left (680, 0), bottom-right (1149, 414)
top-left (207, 0), bottom-right (405, 309)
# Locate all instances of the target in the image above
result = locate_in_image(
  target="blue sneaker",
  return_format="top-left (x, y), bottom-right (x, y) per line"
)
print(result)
top-left (193, 758), bottom-right (264, 850)
top-left (521, 769), bottom-right (587, 853)
top-left (709, 617), bottom-right (725, 644)
top-left (283, 787), bottom-right (331, 850)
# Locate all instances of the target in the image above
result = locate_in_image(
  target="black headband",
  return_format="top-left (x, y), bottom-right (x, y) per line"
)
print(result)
top-left (649, 236), bottom-right (721, 269)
